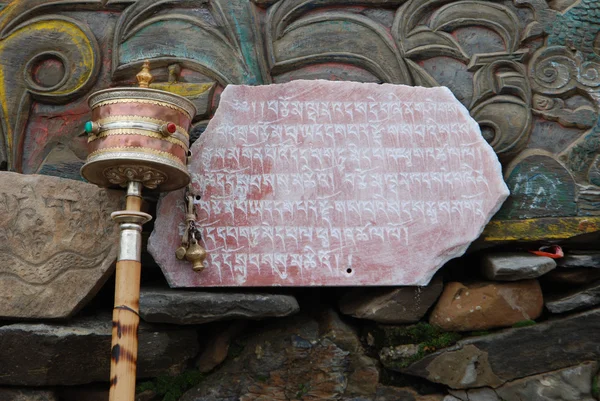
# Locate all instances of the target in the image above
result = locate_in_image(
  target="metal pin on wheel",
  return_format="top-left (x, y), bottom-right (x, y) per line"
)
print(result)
top-left (80, 61), bottom-right (198, 401)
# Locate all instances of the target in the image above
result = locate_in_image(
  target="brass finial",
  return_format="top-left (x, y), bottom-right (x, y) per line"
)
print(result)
top-left (136, 60), bottom-right (153, 88)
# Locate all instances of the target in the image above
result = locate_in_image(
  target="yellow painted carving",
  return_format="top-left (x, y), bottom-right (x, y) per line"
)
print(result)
top-left (150, 82), bottom-right (213, 98)
top-left (0, 17), bottom-right (95, 156)
top-left (481, 217), bottom-right (600, 242)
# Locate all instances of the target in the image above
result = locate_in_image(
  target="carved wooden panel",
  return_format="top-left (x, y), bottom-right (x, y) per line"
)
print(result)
top-left (0, 0), bottom-right (599, 227)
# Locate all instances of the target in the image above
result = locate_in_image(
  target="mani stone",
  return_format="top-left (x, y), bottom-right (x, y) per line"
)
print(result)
top-left (0, 314), bottom-right (198, 386)
top-left (545, 280), bottom-right (600, 314)
top-left (429, 280), bottom-right (543, 331)
top-left (149, 80), bottom-right (509, 287)
top-left (396, 307), bottom-right (600, 389)
top-left (0, 172), bottom-right (122, 319)
top-left (338, 275), bottom-right (443, 323)
top-left (482, 253), bottom-right (556, 281)
top-left (139, 287), bottom-right (300, 324)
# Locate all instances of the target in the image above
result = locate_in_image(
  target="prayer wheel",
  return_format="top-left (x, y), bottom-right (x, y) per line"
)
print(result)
top-left (80, 61), bottom-right (197, 401)
top-left (81, 64), bottom-right (196, 191)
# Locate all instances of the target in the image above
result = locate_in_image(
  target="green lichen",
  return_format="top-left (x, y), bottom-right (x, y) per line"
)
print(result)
top-left (136, 370), bottom-right (205, 401)
top-left (512, 319), bottom-right (536, 328)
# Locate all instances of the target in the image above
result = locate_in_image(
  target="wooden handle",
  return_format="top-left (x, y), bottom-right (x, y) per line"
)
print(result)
top-left (109, 190), bottom-right (144, 401)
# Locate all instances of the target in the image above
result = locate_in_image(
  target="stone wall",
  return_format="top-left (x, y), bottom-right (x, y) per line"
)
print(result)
top-left (1, 0), bottom-right (600, 400)
top-left (1, 203), bottom-right (600, 401)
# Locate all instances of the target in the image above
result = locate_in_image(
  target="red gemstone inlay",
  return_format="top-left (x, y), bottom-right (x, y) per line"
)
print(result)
top-left (167, 122), bottom-right (177, 133)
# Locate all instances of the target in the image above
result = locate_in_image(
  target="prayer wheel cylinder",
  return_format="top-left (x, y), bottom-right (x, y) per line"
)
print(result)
top-left (81, 87), bottom-right (197, 191)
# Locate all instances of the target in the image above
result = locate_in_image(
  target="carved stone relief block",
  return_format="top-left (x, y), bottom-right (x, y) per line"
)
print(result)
top-left (0, 171), bottom-right (122, 318)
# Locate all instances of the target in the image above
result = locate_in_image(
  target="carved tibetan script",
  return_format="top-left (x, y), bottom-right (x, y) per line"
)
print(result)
top-left (149, 80), bottom-right (509, 287)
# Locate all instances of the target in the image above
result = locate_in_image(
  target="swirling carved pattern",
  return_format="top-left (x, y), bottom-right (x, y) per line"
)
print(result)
top-left (529, 46), bottom-right (600, 94)
top-left (0, 7), bottom-right (100, 171)
top-left (103, 165), bottom-right (167, 189)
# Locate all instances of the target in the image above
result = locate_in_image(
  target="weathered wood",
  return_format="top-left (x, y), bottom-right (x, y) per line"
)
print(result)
top-left (109, 192), bottom-right (143, 401)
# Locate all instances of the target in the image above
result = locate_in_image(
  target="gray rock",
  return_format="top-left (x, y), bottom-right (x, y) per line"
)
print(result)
top-left (0, 172), bottom-right (123, 319)
top-left (546, 281), bottom-right (600, 313)
top-left (497, 362), bottom-right (598, 401)
top-left (394, 307), bottom-right (600, 389)
top-left (339, 275), bottom-right (443, 323)
top-left (450, 388), bottom-right (499, 401)
top-left (543, 268), bottom-right (600, 285)
top-left (180, 310), bottom-right (380, 401)
top-left (0, 314), bottom-right (199, 386)
top-left (373, 386), bottom-right (444, 401)
top-left (482, 253), bottom-right (556, 281)
top-left (57, 386), bottom-right (107, 401)
top-left (196, 321), bottom-right (247, 373)
top-left (449, 362), bottom-right (598, 401)
top-left (380, 344), bottom-right (420, 362)
top-left (0, 388), bottom-right (57, 401)
top-left (558, 251), bottom-right (600, 268)
top-left (139, 287), bottom-right (299, 324)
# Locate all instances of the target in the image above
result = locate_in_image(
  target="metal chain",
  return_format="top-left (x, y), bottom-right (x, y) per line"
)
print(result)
top-left (175, 135), bottom-right (207, 271)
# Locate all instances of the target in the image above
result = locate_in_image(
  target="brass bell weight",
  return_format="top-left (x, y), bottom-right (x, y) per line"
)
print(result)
top-left (185, 241), bottom-right (207, 272)
top-left (174, 187), bottom-right (207, 273)
top-left (175, 240), bottom-right (207, 272)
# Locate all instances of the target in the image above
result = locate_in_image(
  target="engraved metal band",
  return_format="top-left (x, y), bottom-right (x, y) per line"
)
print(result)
top-left (118, 224), bottom-right (142, 261)
top-left (89, 88), bottom-right (197, 119)
top-left (88, 146), bottom-right (186, 165)
top-left (88, 127), bottom-right (188, 150)
top-left (97, 115), bottom-right (189, 138)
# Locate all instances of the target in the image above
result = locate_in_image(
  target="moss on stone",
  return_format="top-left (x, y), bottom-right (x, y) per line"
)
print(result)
top-left (592, 374), bottom-right (599, 399)
top-left (379, 323), bottom-right (461, 369)
top-left (228, 337), bottom-right (247, 359)
top-left (512, 319), bottom-right (536, 328)
top-left (376, 322), bottom-right (460, 347)
top-left (467, 330), bottom-right (491, 337)
top-left (296, 383), bottom-right (311, 398)
top-left (255, 373), bottom-right (269, 382)
top-left (136, 370), bottom-right (205, 401)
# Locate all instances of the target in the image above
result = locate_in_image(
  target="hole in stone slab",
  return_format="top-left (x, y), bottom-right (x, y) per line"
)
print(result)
top-left (346, 268), bottom-right (352, 274)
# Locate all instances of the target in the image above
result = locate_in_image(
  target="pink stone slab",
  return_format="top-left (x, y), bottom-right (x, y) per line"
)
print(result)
top-left (149, 80), bottom-right (509, 287)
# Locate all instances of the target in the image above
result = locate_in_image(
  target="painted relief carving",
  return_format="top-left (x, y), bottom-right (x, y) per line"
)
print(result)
top-left (0, 0), bottom-right (598, 221)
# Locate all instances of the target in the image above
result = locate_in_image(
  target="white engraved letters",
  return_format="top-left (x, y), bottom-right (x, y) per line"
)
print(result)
top-left (150, 81), bottom-right (509, 287)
